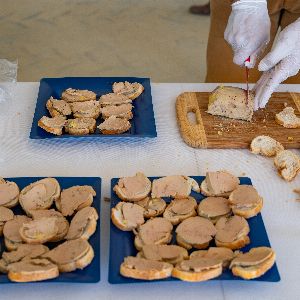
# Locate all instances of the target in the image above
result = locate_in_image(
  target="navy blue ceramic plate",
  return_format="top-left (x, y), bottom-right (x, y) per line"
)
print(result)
top-left (108, 176), bottom-right (280, 284)
top-left (0, 177), bottom-right (101, 283)
top-left (30, 77), bottom-right (157, 139)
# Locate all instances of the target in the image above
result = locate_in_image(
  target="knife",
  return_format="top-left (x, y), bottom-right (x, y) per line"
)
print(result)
top-left (245, 57), bottom-right (250, 103)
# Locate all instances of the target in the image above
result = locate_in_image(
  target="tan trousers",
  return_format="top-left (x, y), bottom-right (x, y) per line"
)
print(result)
top-left (205, 0), bottom-right (300, 83)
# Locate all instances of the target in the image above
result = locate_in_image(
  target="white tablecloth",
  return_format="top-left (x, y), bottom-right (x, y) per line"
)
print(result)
top-left (0, 82), bottom-right (299, 300)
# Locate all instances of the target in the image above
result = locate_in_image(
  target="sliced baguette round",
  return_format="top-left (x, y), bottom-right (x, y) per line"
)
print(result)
top-left (38, 115), bottom-right (66, 135)
top-left (66, 206), bottom-right (98, 240)
top-left (65, 117), bottom-right (96, 135)
top-left (19, 178), bottom-right (60, 216)
top-left (99, 93), bottom-right (132, 106)
top-left (134, 217), bottom-right (173, 251)
top-left (7, 258), bottom-right (59, 282)
top-left (70, 100), bottom-right (100, 119)
top-left (215, 215), bottom-right (250, 250)
top-left (172, 257), bottom-right (222, 282)
top-left (175, 216), bottom-right (216, 250)
top-left (0, 179), bottom-right (20, 208)
top-left (98, 116), bottom-right (131, 134)
top-left (250, 135), bottom-right (284, 157)
top-left (112, 81), bottom-right (144, 100)
top-left (20, 217), bottom-right (59, 244)
top-left (200, 171), bottom-right (240, 197)
top-left (275, 106), bottom-right (300, 128)
top-left (111, 202), bottom-right (144, 231)
top-left (136, 197), bottom-right (166, 218)
top-left (42, 239), bottom-right (94, 272)
top-left (101, 103), bottom-right (133, 119)
top-left (46, 97), bottom-right (72, 117)
top-left (30, 209), bottom-right (69, 242)
top-left (163, 196), bottom-right (197, 225)
top-left (120, 256), bottom-right (173, 280)
top-left (230, 247), bottom-right (276, 279)
top-left (62, 88), bottom-right (96, 102)
top-left (113, 172), bottom-right (151, 202)
top-left (274, 150), bottom-right (300, 181)
top-left (56, 185), bottom-right (96, 216)
top-left (229, 185), bottom-right (263, 219)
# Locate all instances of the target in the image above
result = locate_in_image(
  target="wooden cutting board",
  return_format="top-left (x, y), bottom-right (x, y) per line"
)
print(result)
top-left (176, 91), bottom-right (300, 149)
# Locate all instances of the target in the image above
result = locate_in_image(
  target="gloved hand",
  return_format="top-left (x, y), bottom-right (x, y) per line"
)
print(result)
top-left (225, 0), bottom-right (270, 68)
top-left (253, 18), bottom-right (300, 110)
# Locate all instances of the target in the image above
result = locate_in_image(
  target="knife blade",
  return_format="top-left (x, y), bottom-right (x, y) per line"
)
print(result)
top-left (245, 57), bottom-right (250, 104)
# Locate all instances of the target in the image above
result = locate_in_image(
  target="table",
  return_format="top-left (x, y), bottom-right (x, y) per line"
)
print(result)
top-left (0, 82), bottom-right (299, 300)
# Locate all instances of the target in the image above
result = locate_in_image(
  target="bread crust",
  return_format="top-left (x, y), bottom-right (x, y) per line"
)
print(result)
top-left (4, 237), bottom-right (22, 251)
top-left (231, 198), bottom-right (263, 219)
top-left (215, 235), bottom-right (250, 250)
top-left (200, 180), bottom-right (231, 198)
top-left (231, 252), bottom-right (276, 279)
top-left (38, 117), bottom-right (65, 135)
top-left (8, 261), bottom-right (59, 282)
top-left (120, 262), bottom-right (172, 280)
top-left (65, 118), bottom-right (96, 135)
top-left (172, 265), bottom-right (222, 282)
top-left (274, 150), bottom-right (300, 181)
top-left (176, 234), bottom-right (210, 250)
top-left (113, 82), bottom-right (144, 100)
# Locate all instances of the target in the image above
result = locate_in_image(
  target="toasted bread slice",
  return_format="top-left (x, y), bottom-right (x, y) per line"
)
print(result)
top-left (43, 239), bottom-right (94, 272)
top-left (138, 244), bottom-right (188, 265)
top-left (172, 257), bottom-right (222, 282)
top-left (30, 209), bottom-right (69, 242)
top-left (250, 135), bottom-right (284, 157)
top-left (7, 258), bottom-right (59, 282)
top-left (100, 103), bottom-right (133, 119)
top-left (99, 93), bottom-right (132, 106)
top-left (65, 117), bottom-right (96, 135)
top-left (66, 206), bottom-right (98, 240)
top-left (112, 81), bottom-right (144, 100)
top-left (215, 215), bottom-right (250, 250)
top-left (20, 217), bottom-right (59, 244)
top-left (190, 247), bottom-right (234, 268)
top-left (136, 197), bottom-right (166, 218)
top-left (0, 179), bottom-right (20, 208)
top-left (134, 218), bottom-right (173, 250)
top-left (120, 256), bottom-right (173, 280)
top-left (175, 216), bottom-right (216, 250)
top-left (62, 88), bottom-right (96, 103)
top-left (274, 150), bottom-right (300, 181)
top-left (163, 197), bottom-right (197, 225)
top-left (113, 172), bottom-right (151, 202)
top-left (275, 107), bottom-right (300, 128)
top-left (230, 247), bottom-right (276, 279)
top-left (56, 185), bottom-right (95, 216)
top-left (38, 115), bottom-right (66, 135)
top-left (229, 185), bottom-right (263, 218)
top-left (46, 97), bottom-right (72, 117)
top-left (19, 178), bottom-right (60, 216)
top-left (0, 244), bottom-right (49, 273)
top-left (201, 171), bottom-right (240, 197)
top-left (207, 86), bottom-right (254, 121)
top-left (3, 215), bottom-right (32, 250)
top-left (0, 207), bottom-right (14, 236)
top-left (111, 202), bottom-right (144, 231)
top-left (151, 176), bottom-right (200, 199)
top-left (70, 100), bottom-right (100, 119)
top-left (198, 197), bottom-right (231, 224)
top-left (98, 116), bottom-right (131, 134)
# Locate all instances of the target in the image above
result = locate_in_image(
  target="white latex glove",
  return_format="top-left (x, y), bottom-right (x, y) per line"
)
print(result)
top-left (253, 18), bottom-right (300, 110)
top-left (224, 0), bottom-right (270, 68)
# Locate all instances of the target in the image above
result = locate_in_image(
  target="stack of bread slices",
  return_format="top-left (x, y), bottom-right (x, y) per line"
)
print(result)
top-left (111, 171), bottom-right (275, 282)
top-left (38, 81), bottom-right (144, 136)
top-left (0, 177), bottom-right (98, 282)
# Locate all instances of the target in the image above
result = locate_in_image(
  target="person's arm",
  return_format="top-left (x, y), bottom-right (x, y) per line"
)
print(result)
top-left (253, 18), bottom-right (300, 110)
top-left (224, 0), bottom-right (270, 68)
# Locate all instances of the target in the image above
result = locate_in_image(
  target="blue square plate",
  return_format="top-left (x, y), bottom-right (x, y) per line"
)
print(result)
top-left (30, 77), bottom-right (157, 139)
top-left (108, 176), bottom-right (280, 284)
top-left (0, 177), bottom-right (101, 283)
